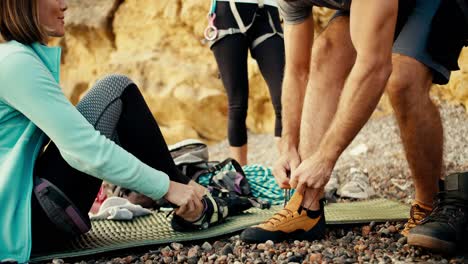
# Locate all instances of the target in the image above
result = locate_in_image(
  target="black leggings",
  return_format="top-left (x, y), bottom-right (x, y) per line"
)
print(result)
top-left (31, 75), bottom-right (190, 251)
top-left (211, 3), bottom-right (285, 147)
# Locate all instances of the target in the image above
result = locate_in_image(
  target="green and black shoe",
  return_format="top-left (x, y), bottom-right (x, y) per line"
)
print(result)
top-left (171, 192), bottom-right (230, 231)
top-left (408, 172), bottom-right (468, 254)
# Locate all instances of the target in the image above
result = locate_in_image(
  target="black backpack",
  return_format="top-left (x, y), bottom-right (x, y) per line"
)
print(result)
top-left (169, 140), bottom-right (270, 209)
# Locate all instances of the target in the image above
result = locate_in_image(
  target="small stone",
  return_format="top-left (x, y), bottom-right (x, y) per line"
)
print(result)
top-left (187, 256), bottom-right (198, 264)
top-left (208, 254), bottom-right (218, 261)
top-left (286, 251), bottom-right (293, 257)
top-left (171, 242), bottom-right (183, 251)
top-left (354, 244), bottom-right (367, 252)
top-left (52, 259), bottom-right (64, 264)
top-left (144, 260), bottom-right (152, 264)
top-left (188, 246), bottom-right (200, 258)
top-left (202, 242), bottom-right (213, 251)
top-left (123, 256), bottom-right (134, 264)
top-left (309, 253), bottom-right (322, 263)
top-left (213, 241), bottom-right (225, 250)
top-left (218, 255), bottom-right (228, 263)
top-left (176, 255), bottom-right (187, 263)
top-left (310, 244), bottom-right (323, 252)
top-left (161, 246), bottom-right (172, 257)
top-left (257, 243), bottom-right (266, 250)
top-left (397, 236), bottom-right (408, 245)
top-left (140, 253), bottom-right (149, 262)
top-left (287, 255), bottom-right (303, 263)
top-left (388, 225), bottom-right (397, 233)
top-left (362, 226), bottom-right (371, 236)
top-left (221, 244), bottom-right (234, 255)
top-left (163, 256), bottom-right (172, 264)
top-left (379, 228), bottom-right (390, 236)
top-left (265, 240), bottom-right (274, 248)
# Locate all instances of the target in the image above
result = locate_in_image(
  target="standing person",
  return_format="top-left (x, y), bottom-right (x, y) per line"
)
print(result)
top-left (408, 0), bottom-right (468, 254)
top-left (240, 0), bottom-right (465, 243)
top-left (207, 0), bottom-right (285, 165)
top-left (0, 0), bottom-right (234, 262)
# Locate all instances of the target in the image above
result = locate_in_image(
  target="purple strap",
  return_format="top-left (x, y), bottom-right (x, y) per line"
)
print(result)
top-left (234, 172), bottom-right (243, 194)
top-left (34, 181), bottom-right (49, 192)
top-left (65, 206), bottom-right (90, 233)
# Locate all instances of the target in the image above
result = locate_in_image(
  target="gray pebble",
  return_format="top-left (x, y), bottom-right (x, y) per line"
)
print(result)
top-left (202, 242), bottom-right (213, 251)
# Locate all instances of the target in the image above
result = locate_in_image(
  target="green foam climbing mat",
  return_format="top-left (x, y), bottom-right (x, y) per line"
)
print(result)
top-left (30, 199), bottom-right (409, 262)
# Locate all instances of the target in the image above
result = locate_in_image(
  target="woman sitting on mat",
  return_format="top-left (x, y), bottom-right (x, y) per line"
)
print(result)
top-left (206, 0), bottom-right (285, 165)
top-left (0, 0), bottom-right (232, 261)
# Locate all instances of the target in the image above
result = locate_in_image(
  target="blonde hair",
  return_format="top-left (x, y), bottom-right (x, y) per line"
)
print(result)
top-left (0, 0), bottom-right (47, 44)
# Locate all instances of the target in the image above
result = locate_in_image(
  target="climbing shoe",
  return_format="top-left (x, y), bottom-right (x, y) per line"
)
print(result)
top-left (240, 192), bottom-right (326, 243)
top-left (408, 172), bottom-right (468, 254)
top-left (171, 192), bottom-right (229, 231)
top-left (401, 200), bottom-right (432, 237)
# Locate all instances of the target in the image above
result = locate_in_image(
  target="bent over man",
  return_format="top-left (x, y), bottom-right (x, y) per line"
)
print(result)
top-left (240, 0), bottom-right (465, 243)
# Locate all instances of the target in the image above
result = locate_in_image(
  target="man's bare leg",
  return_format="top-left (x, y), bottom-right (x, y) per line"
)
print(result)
top-left (386, 54), bottom-right (442, 207)
top-left (298, 16), bottom-right (356, 210)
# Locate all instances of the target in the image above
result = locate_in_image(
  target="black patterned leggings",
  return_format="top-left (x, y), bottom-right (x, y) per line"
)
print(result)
top-left (31, 75), bottom-right (190, 252)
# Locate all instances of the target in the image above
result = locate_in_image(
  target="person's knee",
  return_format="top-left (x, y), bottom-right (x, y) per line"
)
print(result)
top-left (310, 35), bottom-right (336, 75)
top-left (386, 55), bottom-right (432, 107)
top-left (94, 74), bottom-right (135, 96)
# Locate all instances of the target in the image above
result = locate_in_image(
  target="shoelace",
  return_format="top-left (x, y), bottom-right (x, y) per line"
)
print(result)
top-left (284, 189), bottom-right (291, 207)
top-left (264, 208), bottom-right (295, 226)
top-left (405, 204), bottom-right (431, 229)
top-left (426, 192), bottom-right (468, 224)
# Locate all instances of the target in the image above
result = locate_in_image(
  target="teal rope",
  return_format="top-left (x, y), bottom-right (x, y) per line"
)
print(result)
top-left (197, 164), bottom-right (287, 205)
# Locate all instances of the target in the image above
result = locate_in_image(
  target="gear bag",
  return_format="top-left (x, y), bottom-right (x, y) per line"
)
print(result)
top-left (33, 176), bottom-right (91, 237)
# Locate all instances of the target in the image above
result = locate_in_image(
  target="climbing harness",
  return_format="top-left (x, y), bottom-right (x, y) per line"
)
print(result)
top-left (204, 0), bottom-right (219, 41)
top-left (204, 0), bottom-right (284, 49)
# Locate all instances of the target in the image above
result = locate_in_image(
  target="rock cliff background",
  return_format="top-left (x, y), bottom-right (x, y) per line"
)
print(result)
top-left (28, 0), bottom-right (468, 143)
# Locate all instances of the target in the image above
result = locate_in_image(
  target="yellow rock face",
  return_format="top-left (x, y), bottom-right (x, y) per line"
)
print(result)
top-left (42, 1), bottom-right (468, 143)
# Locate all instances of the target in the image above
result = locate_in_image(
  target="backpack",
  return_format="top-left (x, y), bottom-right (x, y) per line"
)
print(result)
top-left (111, 139), bottom-right (270, 210)
top-left (169, 139), bottom-right (270, 209)
top-left (33, 176), bottom-right (91, 237)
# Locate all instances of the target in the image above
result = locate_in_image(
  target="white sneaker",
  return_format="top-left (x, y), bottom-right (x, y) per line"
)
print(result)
top-left (337, 168), bottom-right (375, 199)
top-left (324, 171), bottom-right (340, 202)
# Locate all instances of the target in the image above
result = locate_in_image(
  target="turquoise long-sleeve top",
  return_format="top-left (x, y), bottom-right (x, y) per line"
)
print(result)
top-left (0, 40), bottom-right (170, 263)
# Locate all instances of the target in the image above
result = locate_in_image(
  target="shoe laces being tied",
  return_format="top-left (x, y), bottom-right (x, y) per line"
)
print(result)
top-left (263, 207), bottom-right (296, 227)
top-left (263, 191), bottom-right (302, 227)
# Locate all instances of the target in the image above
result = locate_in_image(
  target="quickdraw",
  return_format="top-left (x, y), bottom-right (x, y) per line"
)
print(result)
top-left (204, 0), bottom-right (219, 41)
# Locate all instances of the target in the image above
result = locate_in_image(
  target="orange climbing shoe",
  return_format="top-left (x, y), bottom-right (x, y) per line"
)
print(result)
top-left (240, 192), bottom-right (326, 243)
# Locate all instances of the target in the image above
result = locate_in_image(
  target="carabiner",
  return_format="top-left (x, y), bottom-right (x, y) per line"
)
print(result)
top-left (204, 13), bottom-right (218, 41)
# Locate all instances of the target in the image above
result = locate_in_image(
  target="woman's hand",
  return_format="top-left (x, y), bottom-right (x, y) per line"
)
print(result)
top-left (164, 181), bottom-right (203, 219)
